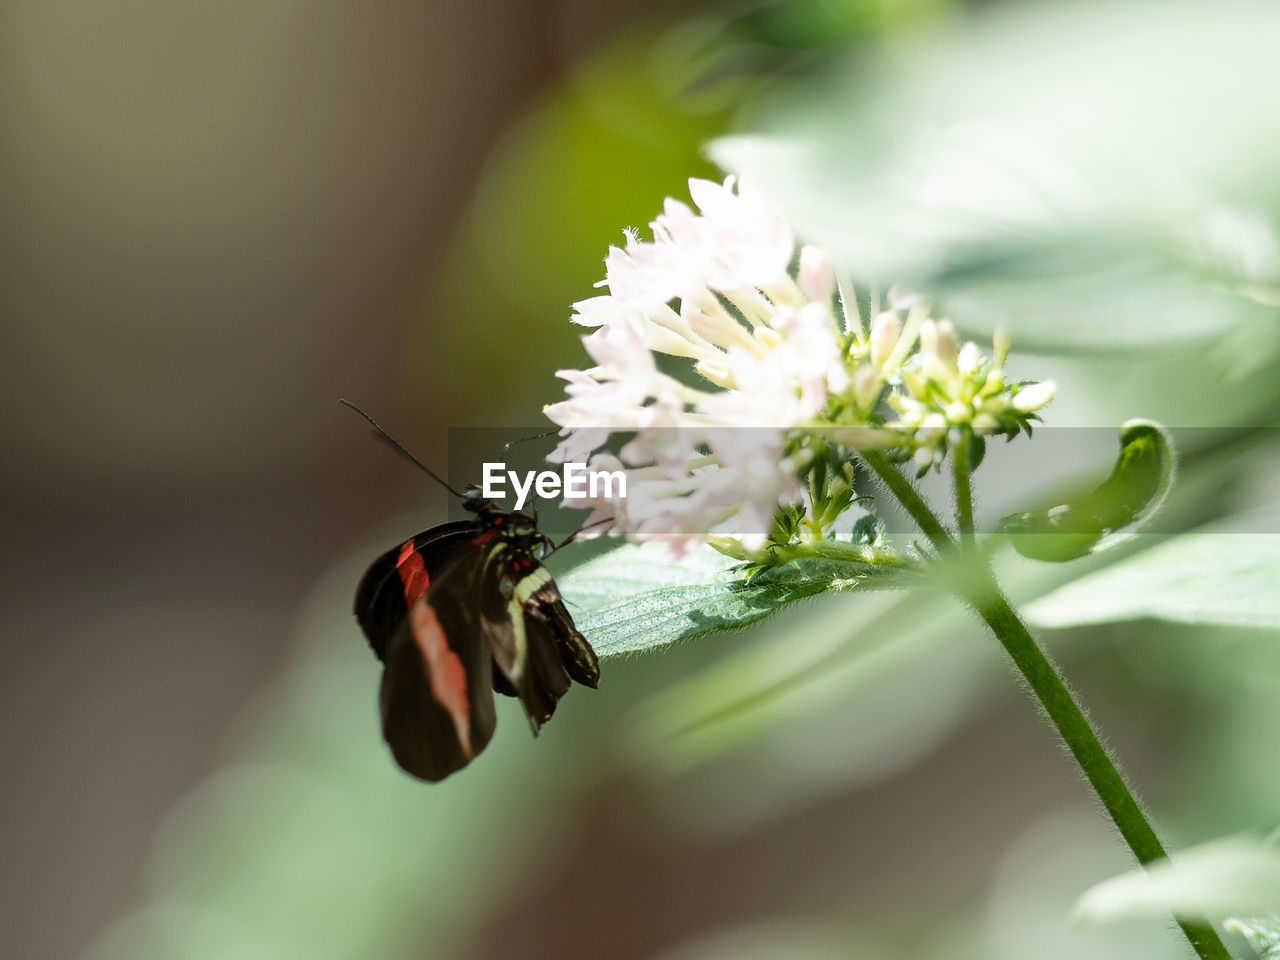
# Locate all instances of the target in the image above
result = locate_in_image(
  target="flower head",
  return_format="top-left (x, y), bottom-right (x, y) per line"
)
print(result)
top-left (545, 177), bottom-right (1051, 555)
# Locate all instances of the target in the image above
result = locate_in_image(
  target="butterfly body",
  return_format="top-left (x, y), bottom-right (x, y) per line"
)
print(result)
top-left (355, 489), bottom-right (598, 781)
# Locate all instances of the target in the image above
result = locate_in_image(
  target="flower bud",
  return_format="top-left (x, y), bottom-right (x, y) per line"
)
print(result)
top-left (870, 312), bottom-right (900, 368)
top-left (900, 367), bottom-right (927, 400)
top-left (992, 325), bottom-right (1012, 366)
top-left (853, 365), bottom-right (882, 409)
top-left (797, 245), bottom-right (836, 302)
top-left (1013, 380), bottom-right (1056, 412)
top-left (919, 318), bottom-right (938, 357)
top-left (705, 534), bottom-right (755, 560)
top-left (932, 320), bottom-right (959, 369)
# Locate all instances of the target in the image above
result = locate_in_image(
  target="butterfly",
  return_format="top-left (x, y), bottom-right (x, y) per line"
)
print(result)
top-left (344, 401), bottom-right (599, 782)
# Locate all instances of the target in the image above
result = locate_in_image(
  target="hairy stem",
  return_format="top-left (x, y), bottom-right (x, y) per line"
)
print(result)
top-left (861, 451), bottom-right (952, 551)
top-left (964, 577), bottom-right (1234, 960)
top-left (873, 455), bottom-right (1235, 960)
top-left (769, 539), bottom-right (922, 575)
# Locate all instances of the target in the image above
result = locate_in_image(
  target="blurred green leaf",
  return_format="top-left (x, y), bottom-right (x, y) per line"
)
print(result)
top-left (626, 590), bottom-right (903, 760)
top-left (709, 1), bottom-right (1280, 351)
top-left (559, 542), bottom-right (910, 657)
top-left (1225, 916), bottom-right (1280, 959)
top-left (1024, 529), bottom-right (1280, 629)
top-left (706, 0), bottom-right (950, 53)
top-left (986, 809), bottom-right (1187, 960)
top-left (417, 31), bottom-right (727, 422)
top-left (624, 589), bottom-right (983, 769)
top-left (926, 236), bottom-right (1279, 354)
top-left (998, 420), bottom-right (1175, 562)
top-left (1074, 836), bottom-right (1280, 923)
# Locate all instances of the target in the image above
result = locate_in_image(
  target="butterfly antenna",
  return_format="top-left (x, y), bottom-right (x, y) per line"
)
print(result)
top-left (504, 431), bottom-right (558, 528)
top-left (500, 428), bottom-right (560, 459)
top-left (339, 399), bottom-right (463, 499)
top-left (546, 516), bottom-right (614, 556)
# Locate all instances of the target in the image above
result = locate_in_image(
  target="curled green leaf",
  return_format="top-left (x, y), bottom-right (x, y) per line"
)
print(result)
top-left (998, 419), bottom-right (1176, 562)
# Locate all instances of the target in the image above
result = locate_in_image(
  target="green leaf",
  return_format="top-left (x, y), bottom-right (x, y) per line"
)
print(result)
top-left (623, 589), bottom-right (982, 771)
top-left (708, 2), bottom-right (1280, 351)
top-left (421, 31), bottom-right (726, 421)
top-left (557, 542), bottom-right (910, 658)
top-left (1073, 836), bottom-right (1280, 924)
top-left (1024, 530), bottom-right (1280, 629)
top-left (997, 420), bottom-right (1175, 562)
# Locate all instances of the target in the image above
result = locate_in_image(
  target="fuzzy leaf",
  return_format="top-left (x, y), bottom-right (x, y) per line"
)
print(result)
top-left (998, 420), bottom-right (1175, 562)
top-left (1024, 529), bottom-right (1280, 629)
top-left (556, 542), bottom-right (910, 658)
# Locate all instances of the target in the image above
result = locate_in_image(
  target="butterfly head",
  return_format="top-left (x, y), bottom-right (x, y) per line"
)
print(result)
top-left (460, 485), bottom-right (553, 554)
top-left (460, 485), bottom-right (490, 514)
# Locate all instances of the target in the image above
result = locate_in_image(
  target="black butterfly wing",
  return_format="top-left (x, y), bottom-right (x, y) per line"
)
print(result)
top-left (481, 560), bottom-right (600, 734)
top-left (378, 546), bottom-right (499, 782)
top-left (357, 517), bottom-right (601, 781)
top-left (354, 521), bottom-right (478, 661)
top-left (530, 577), bottom-right (600, 690)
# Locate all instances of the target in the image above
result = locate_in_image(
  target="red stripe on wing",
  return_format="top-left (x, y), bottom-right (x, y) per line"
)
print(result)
top-left (410, 600), bottom-right (473, 758)
top-left (396, 539), bottom-right (431, 606)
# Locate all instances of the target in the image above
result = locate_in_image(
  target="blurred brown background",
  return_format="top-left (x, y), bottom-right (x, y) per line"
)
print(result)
top-left (0, 3), bottom-right (696, 956)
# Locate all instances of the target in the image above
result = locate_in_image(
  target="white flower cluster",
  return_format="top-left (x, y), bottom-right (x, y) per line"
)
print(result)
top-left (544, 177), bottom-right (1053, 554)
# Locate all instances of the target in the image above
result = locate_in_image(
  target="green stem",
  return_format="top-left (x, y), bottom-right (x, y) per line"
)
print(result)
top-left (861, 451), bottom-right (952, 551)
top-left (769, 539), bottom-right (921, 574)
top-left (963, 576), bottom-right (1234, 960)
top-left (870, 454), bottom-right (1235, 960)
